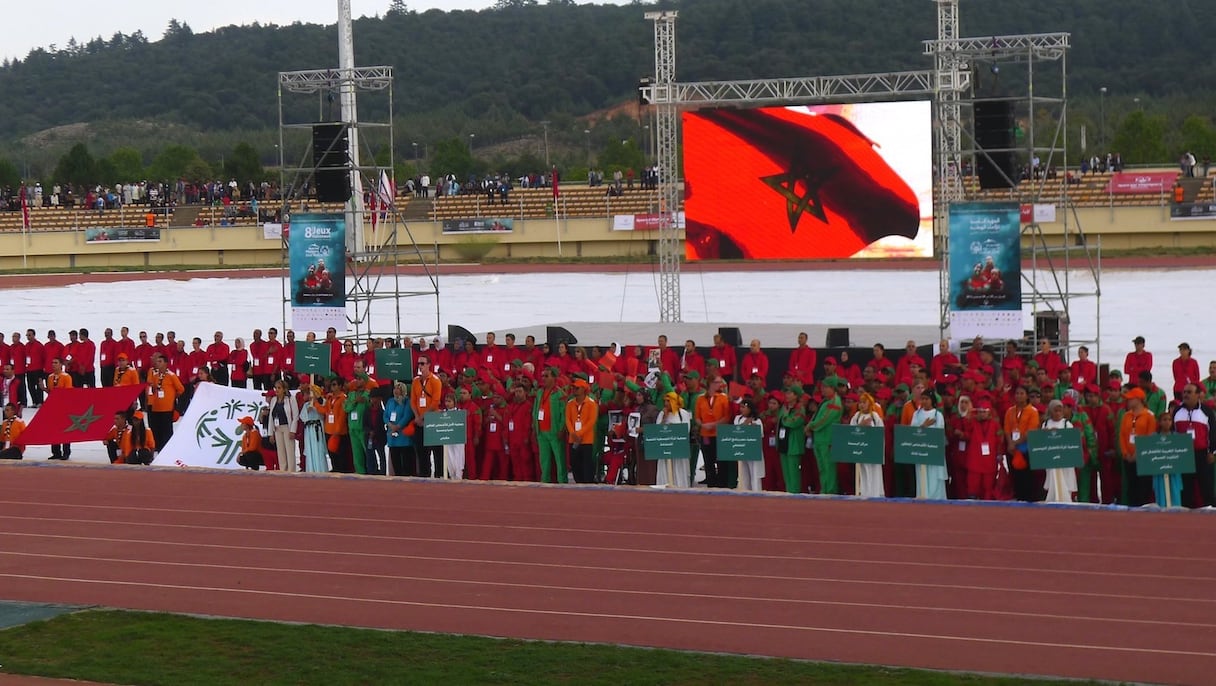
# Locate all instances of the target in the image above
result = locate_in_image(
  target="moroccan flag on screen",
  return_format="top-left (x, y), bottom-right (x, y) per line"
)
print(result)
top-left (16, 386), bottom-right (144, 446)
top-left (683, 107), bottom-right (920, 260)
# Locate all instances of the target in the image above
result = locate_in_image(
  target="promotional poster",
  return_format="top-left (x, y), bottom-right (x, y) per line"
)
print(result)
top-left (289, 213), bottom-right (346, 332)
top-left (947, 202), bottom-right (1023, 338)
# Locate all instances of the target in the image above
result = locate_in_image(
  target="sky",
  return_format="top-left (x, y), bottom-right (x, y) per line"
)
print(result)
top-left (0, 1), bottom-right (631, 62)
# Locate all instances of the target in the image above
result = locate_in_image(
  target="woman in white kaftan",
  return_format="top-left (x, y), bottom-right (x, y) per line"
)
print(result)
top-left (733, 398), bottom-right (765, 491)
top-left (850, 392), bottom-right (885, 498)
top-left (911, 394), bottom-right (948, 500)
top-left (653, 392), bottom-right (692, 488)
top-left (1041, 399), bottom-right (1078, 502)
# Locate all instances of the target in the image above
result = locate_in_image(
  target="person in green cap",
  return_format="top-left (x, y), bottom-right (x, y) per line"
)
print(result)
top-left (776, 390), bottom-right (806, 493)
top-left (808, 380), bottom-right (844, 494)
top-left (681, 370), bottom-right (706, 483)
top-left (533, 366), bottom-right (567, 483)
top-left (344, 368), bottom-right (372, 474)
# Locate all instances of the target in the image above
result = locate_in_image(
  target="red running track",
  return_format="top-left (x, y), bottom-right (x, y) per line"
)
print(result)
top-left (0, 462), bottom-right (1214, 685)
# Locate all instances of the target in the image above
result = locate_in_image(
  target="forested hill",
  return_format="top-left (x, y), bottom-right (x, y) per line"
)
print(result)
top-left (0, 0), bottom-right (1208, 142)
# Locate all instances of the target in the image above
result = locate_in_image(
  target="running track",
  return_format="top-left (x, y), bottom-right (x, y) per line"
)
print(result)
top-left (1, 463), bottom-right (1214, 685)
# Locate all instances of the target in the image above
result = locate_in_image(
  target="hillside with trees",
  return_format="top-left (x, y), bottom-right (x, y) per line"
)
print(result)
top-left (0, 0), bottom-right (1212, 187)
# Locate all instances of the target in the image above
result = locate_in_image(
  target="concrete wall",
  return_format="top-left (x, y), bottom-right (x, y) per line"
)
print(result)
top-left (0, 206), bottom-right (1210, 270)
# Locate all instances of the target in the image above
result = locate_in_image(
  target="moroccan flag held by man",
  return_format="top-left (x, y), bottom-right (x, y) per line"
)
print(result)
top-left (683, 104), bottom-right (926, 260)
top-left (16, 386), bottom-right (144, 445)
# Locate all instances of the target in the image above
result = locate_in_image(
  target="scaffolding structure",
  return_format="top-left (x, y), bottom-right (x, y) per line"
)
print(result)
top-left (276, 65), bottom-right (440, 342)
top-left (642, 1), bottom-right (1099, 359)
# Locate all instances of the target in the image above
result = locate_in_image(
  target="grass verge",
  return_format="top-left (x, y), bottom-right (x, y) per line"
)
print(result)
top-left (0, 609), bottom-right (1104, 686)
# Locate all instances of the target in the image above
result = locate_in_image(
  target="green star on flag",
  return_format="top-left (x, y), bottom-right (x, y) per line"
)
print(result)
top-left (67, 405), bottom-right (102, 433)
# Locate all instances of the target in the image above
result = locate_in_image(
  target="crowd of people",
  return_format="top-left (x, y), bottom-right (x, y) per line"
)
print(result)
top-left (0, 326), bottom-right (1212, 510)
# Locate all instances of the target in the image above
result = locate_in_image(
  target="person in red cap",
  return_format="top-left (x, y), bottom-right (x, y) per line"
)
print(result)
top-left (235, 415), bottom-right (264, 469)
top-left (759, 393), bottom-right (784, 491)
top-left (966, 399), bottom-right (1004, 499)
top-left (112, 353), bottom-right (140, 388)
top-left (1172, 343), bottom-right (1201, 401)
top-left (1081, 383), bottom-right (1119, 504)
top-left (1124, 336), bottom-right (1153, 381)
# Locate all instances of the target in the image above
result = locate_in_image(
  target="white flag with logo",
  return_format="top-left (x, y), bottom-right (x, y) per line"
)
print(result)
top-left (160, 382), bottom-right (269, 470)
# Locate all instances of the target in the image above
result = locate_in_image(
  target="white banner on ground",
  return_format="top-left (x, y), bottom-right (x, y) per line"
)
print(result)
top-left (160, 382), bottom-right (270, 470)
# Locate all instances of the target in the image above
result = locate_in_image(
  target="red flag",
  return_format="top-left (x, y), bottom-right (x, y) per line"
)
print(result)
top-left (368, 192), bottom-right (378, 234)
top-left (17, 386), bottom-right (144, 446)
top-left (682, 106), bottom-right (920, 260)
top-left (551, 166), bottom-right (560, 201)
top-left (20, 185), bottom-right (30, 232)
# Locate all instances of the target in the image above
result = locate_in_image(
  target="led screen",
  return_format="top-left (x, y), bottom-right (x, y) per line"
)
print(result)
top-left (683, 101), bottom-right (933, 260)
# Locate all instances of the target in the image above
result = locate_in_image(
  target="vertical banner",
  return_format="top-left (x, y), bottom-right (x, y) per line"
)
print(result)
top-left (947, 202), bottom-right (1023, 339)
top-left (289, 213), bottom-right (347, 332)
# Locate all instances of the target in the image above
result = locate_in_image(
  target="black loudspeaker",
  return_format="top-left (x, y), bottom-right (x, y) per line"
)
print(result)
top-left (546, 326), bottom-right (577, 351)
top-left (447, 325), bottom-right (476, 350)
top-left (1034, 312), bottom-right (1069, 350)
top-left (312, 123), bottom-right (352, 202)
top-left (826, 327), bottom-right (850, 348)
top-left (974, 101), bottom-right (1017, 189)
top-left (717, 326), bottom-right (742, 348)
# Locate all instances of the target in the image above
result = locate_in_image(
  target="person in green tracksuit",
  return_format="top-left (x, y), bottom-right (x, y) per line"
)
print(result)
top-left (344, 373), bottom-right (371, 475)
top-left (533, 367), bottom-right (567, 483)
top-left (808, 382), bottom-right (844, 495)
top-left (1064, 395), bottom-right (1098, 503)
top-left (777, 391), bottom-right (806, 494)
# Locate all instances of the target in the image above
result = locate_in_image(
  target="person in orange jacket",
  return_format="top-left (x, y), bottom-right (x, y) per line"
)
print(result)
top-left (0, 402), bottom-right (27, 459)
top-left (145, 353), bottom-right (186, 454)
top-left (235, 415), bottom-right (264, 469)
top-left (694, 375), bottom-right (732, 487)
top-left (319, 376), bottom-right (350, 473)
top-left (1003, 386), bottom-right (1041, 501)
top-left (104, 411), bottom-right (156, 465)
top-left (43, 357), bottom-right (74, 460)
top-left (565, 378), bottom-right (598, 483)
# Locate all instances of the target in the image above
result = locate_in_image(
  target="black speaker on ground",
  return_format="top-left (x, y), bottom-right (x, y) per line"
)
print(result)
top-left (546, 326), bottom-right (577, 351)
top-left (717, 326), bottom-right (742, 348)
top-left (447, 325), bottom-right (476, 350)
top-left (825, 327), bottom-right (850, 348)
top-left (974, 100), bottom-right (1017, 189)
top-left (312, 123), bottom-right (352, 203)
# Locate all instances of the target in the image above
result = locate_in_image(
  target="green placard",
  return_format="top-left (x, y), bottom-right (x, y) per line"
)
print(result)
top-left (1027, 427), bottom-right (1084, 470)
top-left (893, 425), bottom-right (947, 466)
top-left (375, 347), bottom-right (413, 381)
top-left (424, 409), bottom-right (467, 446)
top-left (295, 340), bottom-right (331, 377)
top-left (643, 422), bottom-right (691, 461)
top-left (1135, 433), bottom-right (1197, 476)
top-left (830, 424), bottom-right (885, 465)
top-left (716, 423), bottom-right (763, 461)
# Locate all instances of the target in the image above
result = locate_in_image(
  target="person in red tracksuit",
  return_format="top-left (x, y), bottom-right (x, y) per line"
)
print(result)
top-left (480, 393), bottom-right (508, 480)
top-left (206, 331), bottom-right (231, 386)
top-left (265, 328), bottom-right (284, 385)
top-left (787, 332), bottom-right (817, 386)
top-left (739, 339), bottom-right (770, 386)
top-left (506, 384), bottom-right (536, 481)
top-left (99, 328), bottom-right (119, 387)
top-left (117, 327), bottom-right (136, 362)
top-left (17, 331), bottom-right (37, 406)
top-left (249, 329), bottom-right (269, 390)
top-left (74, 328), bottom-right (98, 388)
top-left (133, 332), bottom-right (155, 379)
top-left (965, 400), bottom-right (1004, 499)
top-left (710, 334), bottom-right (738, 383)
top-left (185, 338), bottom-right (207, 383)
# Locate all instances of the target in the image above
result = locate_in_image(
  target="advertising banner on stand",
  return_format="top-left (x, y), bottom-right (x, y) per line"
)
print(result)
top-left (441, 218), bottom-right (514, 234)
top-left (85, 227), bottom-right (161, 243)
top-left (289, 213), bottom-right (346, 333)
top-left (947, 202), bottom-right (1023, 339)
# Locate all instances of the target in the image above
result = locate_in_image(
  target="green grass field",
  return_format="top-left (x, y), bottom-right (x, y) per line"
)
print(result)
top-left (0, 610), bottom-right (1107, 686)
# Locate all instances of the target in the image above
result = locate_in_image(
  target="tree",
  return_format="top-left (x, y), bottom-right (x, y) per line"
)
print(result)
top-left (147, 144), bottom-right (205, 182)
top-left (0, 158), bottom-right (19, 188)
top-left (223, 142), bottom-right (263, 182)
top-left (386, 0), bottom-right (410, 16)
top-left (108, 147), bottom-right (144, 181)
top-left (53, 143), bottom-right (98, 187)
top-left (1179, 115), bottom-right (1216, 159)
top-left (1111, 111), bottom-right (1167, 165)
top-left (430, 137), bottom-right (475, 179)
top-left (597, 137), bottom-right (645, 174)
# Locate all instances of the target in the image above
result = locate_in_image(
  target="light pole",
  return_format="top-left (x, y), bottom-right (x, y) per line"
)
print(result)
top-left (1099, 86), bottom-right (1107, 153)
top-left (540, 120), bottom-right (550, 168)
top-left (583, 129), bottom-right (591, 165)
top-left (411, 142), bottom-right (418, 162)
top-left (1133, 97), bottom-right (1142, 112)
top-left (643, 124), bottom-right (651, 161)
top-left (468, 133), bottom-right (475, 156)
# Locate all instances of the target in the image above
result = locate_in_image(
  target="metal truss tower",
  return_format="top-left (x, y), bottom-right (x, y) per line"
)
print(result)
top-left (646, 11), bottom-right (683, 323)
top-left (277, 64), bottom-right (440, 343)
